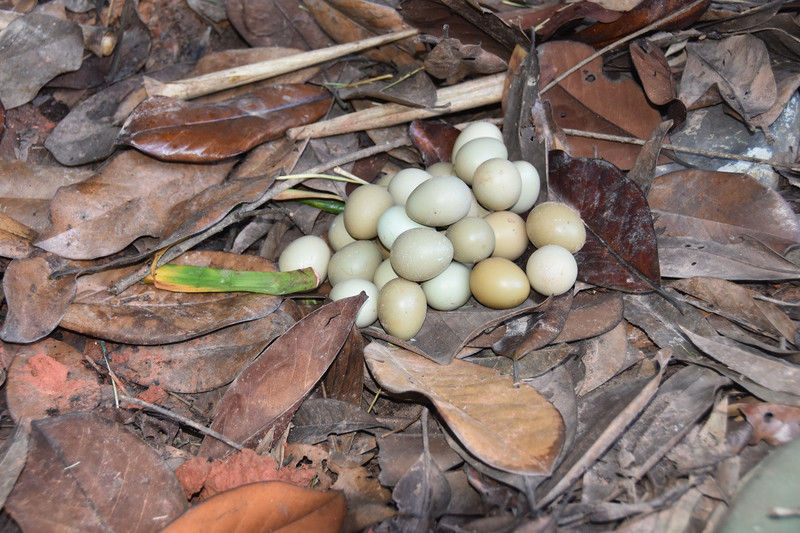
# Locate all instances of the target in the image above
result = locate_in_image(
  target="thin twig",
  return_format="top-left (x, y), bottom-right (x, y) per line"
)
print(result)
top-left (540, 0), bottom-right (708, 95)
top-left (120, 395), bottom-right (243, 451)
top-left (561, 128), bottom-right (800, 172)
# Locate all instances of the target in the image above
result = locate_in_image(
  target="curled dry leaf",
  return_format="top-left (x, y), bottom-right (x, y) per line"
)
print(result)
top-left (162, 481), bottom-right (346, 533)
top-left (118, 85), bottom-right (332, 162)
top-left (548, 150), bottom-right (661, 293)
top-left (364, 342), bottom-right (565, 475)
top-left (5, 413), bottom-right (187, 532)
top-left (198, 293), bottom-right (367, 459)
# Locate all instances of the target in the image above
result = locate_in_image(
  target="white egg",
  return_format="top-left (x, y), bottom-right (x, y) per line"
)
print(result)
top-left (526, 244), bottom-right (578, 296)
top-left (422, 262), bottom-right (472, 311)
top-left (405, 175), bottom-right (472, 227)
top-left (387, 167), bottom-right (432, 206)
top-left (453, 137), bottom-right (508, 185)
top-left (451, 121), bottom-right (504, 161)
top-left (328, 213), bottom-right (356, 252)
top-left (377, 205), bottom-right (427, 250)
top-left (329, 278), bottom-right (379, 327)
top-left (509, 160), bottom-right (541, 214)
top-left (278, 235), bottom-right (330, 286)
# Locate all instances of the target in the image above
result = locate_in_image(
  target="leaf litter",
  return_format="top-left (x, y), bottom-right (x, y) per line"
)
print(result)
top-left (1, 0), bottom-right (800, 531)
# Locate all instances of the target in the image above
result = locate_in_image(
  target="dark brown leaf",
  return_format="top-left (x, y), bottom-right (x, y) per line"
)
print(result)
top-left (0, 253), bottom-right (76, 343)
top-left (498, 1), bottom-right (622, 43)
top-left (224, 0), bottom-right (333, 49)
top-left (408, 119), bottom-right (460, 166)
top-left (289, 398), bottom-right (387, 444)
top-left (572, 0), bottom-right (711, 48)
top-left (118, 85), bottom-right (331, 162)
top-left (648, 170), bottom-right (800, 254)
top-left (553, 290), bottom-right (624, 343)
top-left (626, 119), bottom-right (673, 196)
top-left (34, 150), bottom-right (233, 260)
top-left (424, 37), bottom-right (507, 85)
top-left (60, 251), bottom-right (285, 344)
top-left (198, 293), bottom-right (367, 459)
top-left (162, 481), bottom-right (346, 533)
top-left (548, 150), bottom-right (661, 292)
top-left (5, 412), bottom-right (187, 532)
top-left (389, 451), bottom-right (451, 531)
top-left (630, 39), bottom-right (676, 107)
top-left (322, 325), bottom-right (366, 405)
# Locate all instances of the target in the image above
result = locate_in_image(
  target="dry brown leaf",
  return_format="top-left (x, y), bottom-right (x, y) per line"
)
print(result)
top-left (162, 481), bottom-right (346, 533)
top-left (738, 402), bottom-right (800, 446)
top-left (364, 342), bottom-right (565, 475)
top-left (34, 150), bottom-right (234, 260)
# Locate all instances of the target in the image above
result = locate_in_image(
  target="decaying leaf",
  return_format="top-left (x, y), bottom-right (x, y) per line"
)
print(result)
top-left (738, 402), bottom-right (800, 446)
top-left (424, 37), bottom-right (507, 85)
top-left (162, 481), bottom-right (346, 533)
top-left (118, 85), bottom-right (331, 162)
top-left (364, 342), bottom-right (565, 475)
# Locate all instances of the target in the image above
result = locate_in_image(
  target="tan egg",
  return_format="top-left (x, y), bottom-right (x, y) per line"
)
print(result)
top-left (445, 217), bottom-right (495, 264)
top-left (453, 137), bottom-right (508, 185)
top-left (390, 228), bottom-right (454, 282)
top-left (343, 184), bottom-right (393, 240)
top-left (387, 168), bottom-right (432, 206)
top-left (405, 175), bottom-right (472, 227)
top-left (327, 240), bottom-right (383, 286)
top-left (378, 278), bottom-right (427, 340)
top-left (470, 257), bottom-right (530, 309)
top-left (509, 160), bottom-right (541, 214)
top-left (328, 213), bottom-right (356, 252)
top-left (526, 201), bottom-right (586, 253)
top-left (451, 121), bottom-right (504, 161)
top-left (472, 158), bottom-right (522, 211)
top-left (484, 211), bottom-right (528, 261)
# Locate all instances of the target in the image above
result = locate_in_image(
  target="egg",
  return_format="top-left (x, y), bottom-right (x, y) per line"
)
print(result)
top-left (445, 217), bottom-right (495, 264)
top-left (451, 121), bottom-right (504, 161)
top-left (526, 244), bottom-right (578, 296)
top-left (390, 228), bottom-right (454, 282)
top-left (278, 235), bottom-right (331, 285)
top-left (387, 168), bottom-right (432, 206)
top-left (343, 184), bottom-right (393, 240)
top-left (472, 158), bottom-right (522, 211)
top-left (470, 257), bottom-right (530, 309)
top-left (405, 175), bottom-right (472, 227)
top-left (484, 211), bottom-right (529, 261)
top-left (422, 262), bottom-right (472, 311)
top-left (328, 213), bottom-right (356, 252)
top-left (378, 278), bottom-right (427, 340)
top-left (329, 278), bottom-right (379, 327)
top-left (526, 202), bottom-right (586, 253)
top-left (373, 258), bottom-right (399, 290)
top-left (509, 160), bottom-right (541, 214)
top-left (377, 205), bottom-right (427, 250)
top-left (327, 240), bottom-right (383, 286)
top-left (453, 137), bottom-right (508, 185)
top-left (426, 161), bottom-right (455, 176)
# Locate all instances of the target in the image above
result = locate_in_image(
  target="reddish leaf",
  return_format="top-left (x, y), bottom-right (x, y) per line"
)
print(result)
top-left (572, 0), bottom-right (711, 48)
top-left (499, 2), bottom-right (622, 43)
top-left (198, 293), bottom-right (367, 459)
top-left (538, 41), bottom-right (664, 170)
top-left (0, 253), bottom-right (76, 343)
top-left (548, 150), bottom-right (661, 292)
top-left (408, 119), bottom-right (460, 165)
top-left (630, 39), bottom-right (677, 106)
top-left (5, 413), bottom-right (187, 532)
top-left (738, 403), bottom-right (800, 446)
top-left (118, 85), bottom-right (331, 162)
top-left (5, 338), bottom-right (104, 428)
top-left (224, 0), bottom-right (334, 50)
top-left (162, 481), bottom-right (346, 533)
top-left (553, 290), bottom-right (624, 343)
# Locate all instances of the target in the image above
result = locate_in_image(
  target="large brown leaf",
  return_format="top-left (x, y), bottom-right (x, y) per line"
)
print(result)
top-left (5, 412), bottom-right (187, 532)
top-left (198, 293), bottom-right (367, 459)
top-left (225, 0), bottom-right (333, 49)
top-left (118, 85), bottom-right (331, 162)
top-left (34, 150), bottom-right (233, 260)
top-left (106, 303), bottom-right (298, 393)
top-left (162, 481), bottom-right (346, 533)
top-left (364, 341), bottom-right (565, 475)
top-left (538, 41), bottom-right (663, 170)
top-left (548, 150), bottom-right (661, 292)
top-left (60, 251), bottom-right (286, 345)
top-left (648, 170), bottom-right (800, 254)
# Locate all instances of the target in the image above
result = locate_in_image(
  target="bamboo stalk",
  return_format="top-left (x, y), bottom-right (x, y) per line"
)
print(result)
top-left (287, 72), bottom-right (506, 140)
top-left (144, 28), bottom-right (419, 100)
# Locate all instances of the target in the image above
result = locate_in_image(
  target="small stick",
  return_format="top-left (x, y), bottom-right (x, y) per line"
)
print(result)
top-left (145, 28), bottom-right (419, 100)
top-left (120, 395), bottom-right (244, 451)
top-left (561, 128), bottom-right (800, 172)
top-left (287, 72), bottom-right (506, 140)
